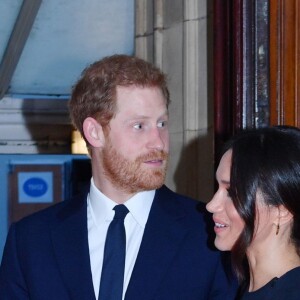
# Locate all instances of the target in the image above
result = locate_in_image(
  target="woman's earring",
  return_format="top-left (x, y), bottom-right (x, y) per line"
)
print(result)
top-left (276, 223), bottom-right (280, 235)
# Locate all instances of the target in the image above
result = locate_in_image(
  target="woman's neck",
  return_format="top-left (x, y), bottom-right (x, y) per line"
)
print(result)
top-left (246, 239), bottom-right (300, 292)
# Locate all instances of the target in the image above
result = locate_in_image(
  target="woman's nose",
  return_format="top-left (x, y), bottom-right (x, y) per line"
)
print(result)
top-left (206, 191), bottom-right (222, 213)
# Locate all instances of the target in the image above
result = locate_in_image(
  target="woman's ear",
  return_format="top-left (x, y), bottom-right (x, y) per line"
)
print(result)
top-left (82, 117), bottom-right (105, 148)
top-left (277, 205), bottom-right (293, 225)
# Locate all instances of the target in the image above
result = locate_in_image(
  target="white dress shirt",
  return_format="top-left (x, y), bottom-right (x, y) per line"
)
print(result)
top-left (87, 178), bottom-right (154, 299)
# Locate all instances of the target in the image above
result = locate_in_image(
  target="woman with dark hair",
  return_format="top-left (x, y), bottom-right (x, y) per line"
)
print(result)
top-left (206, 126), bottom-right (300, 299)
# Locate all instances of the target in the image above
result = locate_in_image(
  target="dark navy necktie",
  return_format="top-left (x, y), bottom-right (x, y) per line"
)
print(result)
top-left (99, 204), bottom-right (129, 300)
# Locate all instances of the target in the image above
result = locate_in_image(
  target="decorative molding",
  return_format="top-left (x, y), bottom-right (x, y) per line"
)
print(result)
top-left (0, 97), bottom-right (70, 124)
top-left (0, 97), bottom-right (71, 153)
top-left (270, 0), bottom-right (300, 126)
top-left (135, 0), bottom-right (154, 62)
top-left (214, 0), bottom-right (270, 158)
top-left (183, 0), bottom-right (201, 132)
top-left (154, 0), bottom-right (164, 68)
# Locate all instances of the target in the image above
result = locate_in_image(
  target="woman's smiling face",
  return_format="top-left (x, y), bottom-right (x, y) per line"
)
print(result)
top-left (206, 150), bottom-right (245, 251)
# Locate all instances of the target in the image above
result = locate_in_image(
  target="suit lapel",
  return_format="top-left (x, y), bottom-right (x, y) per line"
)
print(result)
top-left (51, 196), bottom-right (96, 300)
top-left (125, 186), bottom-right (188, 300)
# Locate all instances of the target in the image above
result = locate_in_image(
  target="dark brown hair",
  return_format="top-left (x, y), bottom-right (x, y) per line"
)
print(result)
top-left (68, 54), bottom-right (170, 143)
top-left (223, 126), bottom-right (300, 283)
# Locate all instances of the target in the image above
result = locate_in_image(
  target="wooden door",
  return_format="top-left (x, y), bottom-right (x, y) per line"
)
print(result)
top-left (270, 0), bottom-right (300, 126)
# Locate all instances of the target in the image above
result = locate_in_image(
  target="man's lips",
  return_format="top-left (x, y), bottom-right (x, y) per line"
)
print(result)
top-left (144, 159), bottom-right (164, 166)
top-left (139, 151), bottom-right (168, 166)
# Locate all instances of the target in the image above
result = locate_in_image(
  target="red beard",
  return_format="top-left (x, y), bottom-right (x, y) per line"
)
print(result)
top-left (102, 140), bottom-right (168, 194)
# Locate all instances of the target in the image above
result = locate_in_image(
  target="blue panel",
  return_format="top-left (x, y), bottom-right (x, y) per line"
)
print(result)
top-left (18, 172), bottom-right (53, 203)
top-left (0, 154), bottom-right (90, 259)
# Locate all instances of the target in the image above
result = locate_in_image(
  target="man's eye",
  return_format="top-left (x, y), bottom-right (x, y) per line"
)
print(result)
top-left (157, 121), bottom-right (167, 128)
top-left (133, 123), bottom-right (143, 129)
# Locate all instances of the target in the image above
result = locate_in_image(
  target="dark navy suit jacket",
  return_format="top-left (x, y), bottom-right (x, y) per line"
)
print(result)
top-left (0, 185), bottom-right (237, 299)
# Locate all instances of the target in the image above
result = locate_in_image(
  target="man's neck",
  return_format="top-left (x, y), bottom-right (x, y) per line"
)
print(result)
top-left (92, 176), bottom-right (137, 204)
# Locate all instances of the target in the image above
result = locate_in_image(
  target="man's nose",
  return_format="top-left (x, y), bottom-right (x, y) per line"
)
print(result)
top-left (146, 128), bottom-right (165, 150)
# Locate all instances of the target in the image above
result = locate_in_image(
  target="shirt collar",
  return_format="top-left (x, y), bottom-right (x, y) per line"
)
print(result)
top-left (89, 178), bottom-right (155, 228)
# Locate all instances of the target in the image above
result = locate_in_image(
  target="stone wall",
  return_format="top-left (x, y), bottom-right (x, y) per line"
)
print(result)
top-left (135, 0), bottom-right (214, 202)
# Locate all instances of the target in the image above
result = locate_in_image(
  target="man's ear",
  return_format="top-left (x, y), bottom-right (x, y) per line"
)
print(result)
top-left (83, 117), bottom-right (105, 148)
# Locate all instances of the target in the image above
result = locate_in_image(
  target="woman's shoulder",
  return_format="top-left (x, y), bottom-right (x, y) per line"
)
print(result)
top-left (277, 266), bottom-right (300, 288)
top-left (276, 266), bottom-right (300, 297)
top-left (240, 267), bottom-right (300, 300)
top-left (280, 265), bottom-right (300, 279)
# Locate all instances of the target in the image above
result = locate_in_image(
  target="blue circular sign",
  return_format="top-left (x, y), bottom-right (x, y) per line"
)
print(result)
top-left (23, 177), bottom-right (48, 197)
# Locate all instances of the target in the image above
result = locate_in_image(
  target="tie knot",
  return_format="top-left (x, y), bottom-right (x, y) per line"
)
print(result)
top-left (113, 204), bottom-right (129, 220)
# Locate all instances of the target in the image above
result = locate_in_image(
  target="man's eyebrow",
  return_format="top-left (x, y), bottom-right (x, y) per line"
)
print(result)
top-left (127, 112), bottom-right (169, 120)
top-left (129, 115), bottom-right (149, 119)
